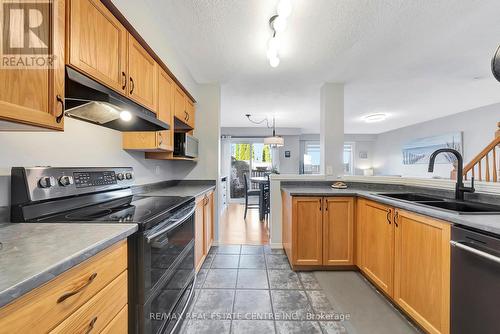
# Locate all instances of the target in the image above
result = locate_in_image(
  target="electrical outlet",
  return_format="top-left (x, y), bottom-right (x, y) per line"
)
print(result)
top-left (326, 165), bottom-right (333, 175)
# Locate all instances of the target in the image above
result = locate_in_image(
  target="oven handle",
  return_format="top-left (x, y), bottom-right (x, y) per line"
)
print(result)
top-left (450, 240), bottom-right (500, 265)
top-left (146, 205), bottom-right (196, 243)
top-left (170, 275), bottom-right (196, 334)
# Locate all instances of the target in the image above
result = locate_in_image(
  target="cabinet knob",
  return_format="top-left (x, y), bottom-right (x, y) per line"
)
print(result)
top-left (121, 72), bottom-right (127, 90)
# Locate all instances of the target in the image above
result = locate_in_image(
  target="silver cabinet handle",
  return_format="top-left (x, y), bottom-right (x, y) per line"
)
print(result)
top-left (450, 240), bottom-right (500, 265)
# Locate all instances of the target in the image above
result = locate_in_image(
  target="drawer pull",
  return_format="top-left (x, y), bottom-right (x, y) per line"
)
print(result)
top-left (85, 316), bottom-right (98, 334)
top-left (56, 272), bottom-right (98, 303)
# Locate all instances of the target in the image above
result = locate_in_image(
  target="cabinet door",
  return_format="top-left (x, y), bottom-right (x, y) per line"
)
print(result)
top-left (323, 197), bottom-right (354, 266)
top-left (292, 197), bottom-right (323, 266)
top-left (360, 200), bottom-right (394, 296)
top-left (157, 69), bottom-right (174, 151)
top-left (127, 34), bottom-right (157, 110)
top-left (355, 198), bottom-right (366, 267)
top-left (394, 210), bottom-right (450, 334)
top-left (174, 84), bottom-right (186, 122)
top-left (0, 0), bottom-right (65, 130)
top-left (204, 192), bottom-right (214, 255)
top-left (68, 0), bottom-right (127, 94)
top-left (194, 197), bottom-right (205, 272)
top-left (186, 98), bottom-right (195, 128)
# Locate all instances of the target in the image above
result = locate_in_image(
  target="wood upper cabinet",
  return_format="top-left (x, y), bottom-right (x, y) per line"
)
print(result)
top-left (157, 69), bottom-right (175, 151)
top-left (292, 197), bottom-right (323, 266)
top-left (127, 34), bottom-right (157, 111)
top-left (174, 84), bottom-right (186, 122)
top-left (323, 197), bottom-right (354, 266)
top-left (186, 98), bottom-right (195, 128)
top-left (393, 210), bottom-right (450, 334)
top-left (0, 0), bottom-right (65, 131)
top-left (67, 0), bottom-right (127, 94)
top-left (122, 68), bottom-right (173, 152)
top-left (360, 200), bottom-right (394, 297)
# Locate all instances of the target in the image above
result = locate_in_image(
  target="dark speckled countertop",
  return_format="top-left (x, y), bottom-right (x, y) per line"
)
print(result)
top-left (281, 184), bottom-right (500, 236)
top-left (0, 223), bottom-right (137, 308)
top-left (139, 180), bottom-right (216, 198)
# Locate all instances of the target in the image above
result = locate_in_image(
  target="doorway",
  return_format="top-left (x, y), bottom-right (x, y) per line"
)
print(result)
top-left (220, 139), bottom-right (273, 245)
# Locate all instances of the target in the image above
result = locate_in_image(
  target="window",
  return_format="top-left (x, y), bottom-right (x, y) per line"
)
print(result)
top-left (343, 143), bottom-right (355, 175)
top-left (302, 141), bottom-right (321, 174)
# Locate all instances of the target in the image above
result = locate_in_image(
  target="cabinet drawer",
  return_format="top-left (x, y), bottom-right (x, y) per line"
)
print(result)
top-left (101, 304), bottom-right (128, 334)
top-left (0, 241), bottom-right (127, 333)
top-left (50, 271), bottom-right (127, 334)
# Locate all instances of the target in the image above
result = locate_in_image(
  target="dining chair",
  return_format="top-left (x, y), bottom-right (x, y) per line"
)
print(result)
top-left (243, 173), bottom-right (260, 219)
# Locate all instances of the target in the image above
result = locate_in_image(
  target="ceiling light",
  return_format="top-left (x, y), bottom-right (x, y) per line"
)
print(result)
top-left (269, 56), bottom-right (280, 68)
top-left (272, 16), bottom-right (287, 33)
top-left (120, 110), bottom-right (132, 122)
top-left (364, 113), bottom-right (387, 123)
top-left (264, 135), bottom-right (284, 147)
top-left (277, 0), bottom-right (292, 18)
top-left (267, 36), bottom-right (280, 59)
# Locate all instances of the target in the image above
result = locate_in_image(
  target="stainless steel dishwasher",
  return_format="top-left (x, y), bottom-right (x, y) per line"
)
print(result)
top-left (451, 225), bottom-right (500, 334)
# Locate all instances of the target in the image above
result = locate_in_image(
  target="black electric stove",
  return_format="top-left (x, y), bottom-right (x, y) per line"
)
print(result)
top-left (10, 167), bottom-right (196, 334)
top-left (35, 194), bottom-right (193, 231)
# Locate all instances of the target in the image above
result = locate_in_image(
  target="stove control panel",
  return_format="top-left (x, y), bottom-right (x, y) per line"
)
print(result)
top-left (74, 171), bottom-right (117, 188)
top-left (12, 167), bottom-right (135, 203)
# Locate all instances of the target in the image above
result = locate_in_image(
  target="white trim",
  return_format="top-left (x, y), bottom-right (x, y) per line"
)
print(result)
top-left (270, 242), bottom-right (283, 249)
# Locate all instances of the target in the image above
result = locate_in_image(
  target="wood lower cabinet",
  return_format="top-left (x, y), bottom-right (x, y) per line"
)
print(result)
top-left (393, 210), bottom-right (450, 334)
top-left (194, 191), bottom-right (215, 271)
top-left (359, 200), bottom-right (394, 296)
top-left (194, 197), bottom-right (205, 272)
top-left (204, 191), bottom-right (214, 255)
top-left (0, 0), bottom-right (65, 131)
top-left (0, 240), bottom-right (128, 334)
top-left (67, 0), bottom-right (127, 94)
top-left (292, 197), bottom-right (323, 266)
top-left (283, 196), bottom-right (354, 268)
top-left (323, 197), bottom-right (354, 265)
top-left (127, 34), bottom-right (157, 110)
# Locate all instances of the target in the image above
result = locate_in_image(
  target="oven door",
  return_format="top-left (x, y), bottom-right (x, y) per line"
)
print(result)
top-left (139, 203), bottom-right (195, 303)
top-left (142, 243), bottom-right (195, 334)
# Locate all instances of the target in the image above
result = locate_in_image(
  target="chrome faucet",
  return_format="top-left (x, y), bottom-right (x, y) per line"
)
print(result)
top-left (428, 148), bottom-right (475, 201)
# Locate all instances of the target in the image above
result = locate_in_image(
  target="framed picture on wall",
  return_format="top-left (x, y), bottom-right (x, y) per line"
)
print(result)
top-left (402, 132), bottom-right (463, 165)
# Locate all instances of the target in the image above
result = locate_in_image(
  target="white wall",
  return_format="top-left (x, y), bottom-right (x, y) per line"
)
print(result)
top-left (344, 134), bottom-right (376, 175)
top-left (320, 83), bottom-right (344, 176)
top-left (372, 103), bottom-right (500, 178)
top-left (278, 136), bottom-right (300, 174)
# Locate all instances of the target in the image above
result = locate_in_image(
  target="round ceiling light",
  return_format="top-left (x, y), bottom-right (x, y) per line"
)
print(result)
top-left (269, 56), bottom-right (280, 68)
top-left (363, 113), bottom-right (387, 123)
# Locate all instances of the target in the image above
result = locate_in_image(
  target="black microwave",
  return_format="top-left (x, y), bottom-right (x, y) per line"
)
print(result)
top-left (174, 133), bottom-right (199, 158)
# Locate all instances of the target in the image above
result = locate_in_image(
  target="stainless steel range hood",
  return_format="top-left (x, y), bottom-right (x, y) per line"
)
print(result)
top-left (64, 67), bottom-right (169, 132)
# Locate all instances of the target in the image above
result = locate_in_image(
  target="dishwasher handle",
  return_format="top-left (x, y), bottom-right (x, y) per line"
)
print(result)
top-left (450, 240), bottom-right (500, 265)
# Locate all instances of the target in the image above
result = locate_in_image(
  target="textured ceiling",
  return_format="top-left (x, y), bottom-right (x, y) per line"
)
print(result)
top-left (132, 0), bottom-right (500, 133)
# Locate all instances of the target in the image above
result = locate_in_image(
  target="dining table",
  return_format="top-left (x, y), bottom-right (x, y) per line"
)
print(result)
top-left (250, 176), bottom-right (270, 221)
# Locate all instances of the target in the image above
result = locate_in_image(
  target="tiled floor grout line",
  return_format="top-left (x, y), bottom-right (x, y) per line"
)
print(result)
top-left (263, 245), bottom-right (279, 334)
top-left (228, 248), bottom-right (241, 334)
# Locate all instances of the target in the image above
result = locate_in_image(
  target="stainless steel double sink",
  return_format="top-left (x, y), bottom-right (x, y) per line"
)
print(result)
top-left (377, 193), bottom-right (500, 215)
